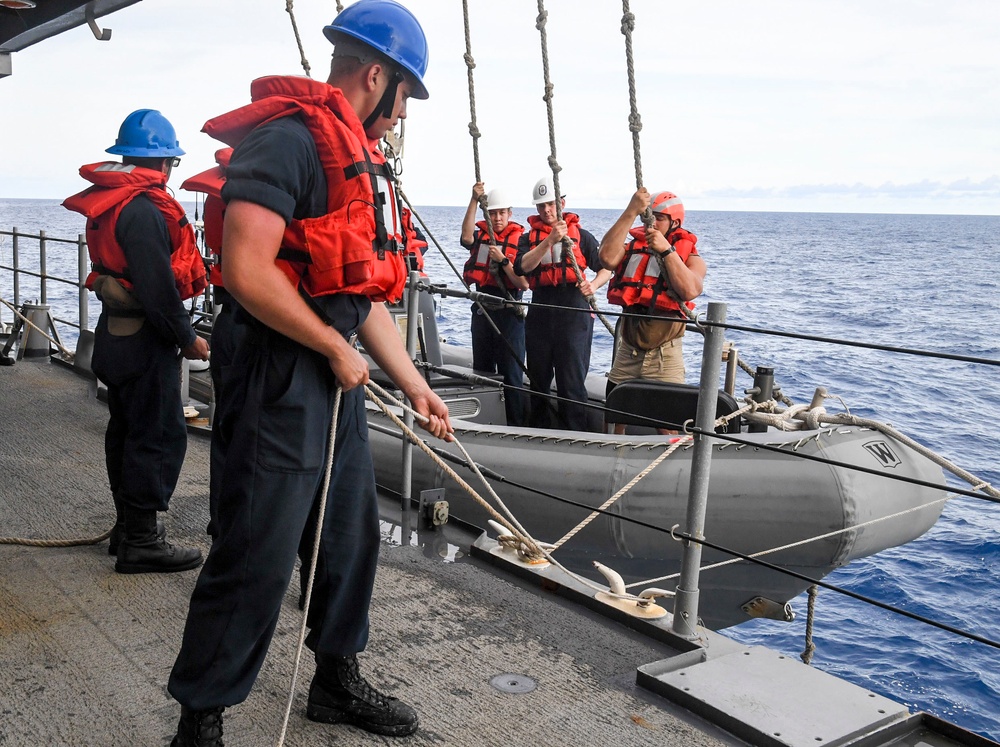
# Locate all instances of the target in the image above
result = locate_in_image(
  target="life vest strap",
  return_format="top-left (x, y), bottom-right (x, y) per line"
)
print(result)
top-left (92, 263), bottom-right (131, 282)
top-left (277, 247), bottom-right (312, 264)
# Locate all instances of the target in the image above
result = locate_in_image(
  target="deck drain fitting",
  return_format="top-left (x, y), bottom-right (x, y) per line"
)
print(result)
top-left (489, 673), bottom-right (537, 694)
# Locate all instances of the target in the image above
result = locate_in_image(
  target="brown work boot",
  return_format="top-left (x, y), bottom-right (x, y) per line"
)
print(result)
top-left (115, 507), bottom-right (202, 574)
top-left (307, 654), bottom-right (418, 736)
top-left (170, 706), bottom-right (224, 747)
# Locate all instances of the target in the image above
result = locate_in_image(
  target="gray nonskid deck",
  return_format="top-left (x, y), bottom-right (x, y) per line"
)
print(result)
top-left (0, 360), bottom-right (731, 746)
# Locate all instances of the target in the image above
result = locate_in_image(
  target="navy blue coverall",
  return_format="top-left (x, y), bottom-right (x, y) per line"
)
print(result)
top-left (90, 194), bottom-right (197, 514)
top-left (168, 116), bottom-right (382, 710)
top-left (514, 227), bottom-right (601, 432)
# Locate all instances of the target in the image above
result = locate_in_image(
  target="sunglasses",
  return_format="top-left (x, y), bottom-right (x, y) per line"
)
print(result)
top-left (170, 157), bottom-right (181, 167)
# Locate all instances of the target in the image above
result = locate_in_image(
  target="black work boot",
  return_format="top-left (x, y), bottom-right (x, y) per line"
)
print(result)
top-left (108, 494), bottom-right (165, 555)
top-left (307, 654), bottom-right (418, 736)
top-left (170, 706), bottom-right (224, 747)
top-left (115, 507), bottom-right (202, 574)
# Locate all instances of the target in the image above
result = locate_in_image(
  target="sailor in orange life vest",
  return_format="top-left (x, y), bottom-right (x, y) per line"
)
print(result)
top-left (179, 148), bottom-right (244, 540)
top-left (598, 188), bottom-right (706, 435)
top-left (400, 204), bottom-right (429, 274)
top-left (62, 109), bottom-right (209, 575)
top-left (514, 176), bottom-right (613, 431)
top-left (460, 181), bottom-right (529, 426)
top-left (167, 1), bottom-right (451, 743)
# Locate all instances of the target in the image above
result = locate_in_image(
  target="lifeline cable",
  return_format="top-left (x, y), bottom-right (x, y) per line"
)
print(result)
top-left (396, 190), bottom-right (538, 386)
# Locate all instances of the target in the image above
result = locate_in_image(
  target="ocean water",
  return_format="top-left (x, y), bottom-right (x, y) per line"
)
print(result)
top-left (2, 199), bottom-right (999, 740)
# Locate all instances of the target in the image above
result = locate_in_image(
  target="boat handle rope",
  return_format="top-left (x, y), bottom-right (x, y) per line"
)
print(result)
top-left (549, 402), bottom-right (755, 551)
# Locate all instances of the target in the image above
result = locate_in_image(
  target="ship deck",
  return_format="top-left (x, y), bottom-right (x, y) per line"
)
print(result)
top-left (0, 358), bottom-right (732, 746)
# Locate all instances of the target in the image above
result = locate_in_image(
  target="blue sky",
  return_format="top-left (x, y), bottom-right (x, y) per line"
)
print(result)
top-left (1, 0), bottom-right (998, 214)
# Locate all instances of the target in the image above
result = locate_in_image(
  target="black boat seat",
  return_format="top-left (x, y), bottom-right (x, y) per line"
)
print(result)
top-left (605, 380), bottom-right (742, 434)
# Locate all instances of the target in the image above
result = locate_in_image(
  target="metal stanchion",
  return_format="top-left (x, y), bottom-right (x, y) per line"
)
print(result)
top-left (400, 270), bottom-right (421, 542)
top-left (671, 302), bottom-right (727, 640)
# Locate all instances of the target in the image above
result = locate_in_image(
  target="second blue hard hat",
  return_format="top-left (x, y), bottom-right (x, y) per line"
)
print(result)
top-left (323, 0), bottom-right (430, 100)
top-left (106, 109), bottom-right (185, 158)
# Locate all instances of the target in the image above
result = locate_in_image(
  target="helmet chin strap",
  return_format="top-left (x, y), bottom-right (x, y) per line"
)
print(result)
top-left (363, 70), bottom-right (404, 132)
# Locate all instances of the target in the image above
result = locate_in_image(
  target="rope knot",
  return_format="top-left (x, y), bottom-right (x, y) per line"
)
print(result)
top-left (542, 82), bottom-right (554, 102)
top-left (535, 10), bottom-right (548, 30)
top-left (463, 52), bottom-right (476, 69)
top-left (547, 157), bottom-right (561, 173)
top-left (628, 112), bottom-right (643, 133)
top-left (467, 122), bottom-right (481, 139)
top-left (621, 12), bottom-right (635, 34)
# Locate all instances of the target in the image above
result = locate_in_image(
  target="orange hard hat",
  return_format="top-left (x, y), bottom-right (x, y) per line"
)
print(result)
top-left (650, 191), bottom-right (684, 224)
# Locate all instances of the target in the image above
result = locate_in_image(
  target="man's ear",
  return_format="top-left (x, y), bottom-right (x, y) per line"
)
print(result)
top-left (365, 61), bottom-right (385, 93)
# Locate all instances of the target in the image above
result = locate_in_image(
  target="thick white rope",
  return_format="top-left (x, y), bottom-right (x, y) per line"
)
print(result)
top-left (365, 381), bottom-right (542, 558)
top-left (364, 383), bottom-right (665, 604)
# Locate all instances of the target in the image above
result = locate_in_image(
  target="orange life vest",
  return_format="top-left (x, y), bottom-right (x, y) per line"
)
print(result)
top-left (400, 207), bottom-right (426, 274)
top-left (202, 75), bottom-right (406, 303)
top-left (62, 162), bottom-right (208, 301)
top-left (180, 148), bottom-right (232, 287)
top-left (462, 220), bottom-right (525, 289)
top-left (606, 226), bottom-right (698, 314)
top-left (524, 212), bottom-right (587, 288)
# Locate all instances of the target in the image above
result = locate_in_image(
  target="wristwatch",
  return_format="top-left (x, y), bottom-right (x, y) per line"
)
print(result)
top-left (500, 257), bottom-right (511, 267)
top-left (661, 246), bottom-right (676, 257)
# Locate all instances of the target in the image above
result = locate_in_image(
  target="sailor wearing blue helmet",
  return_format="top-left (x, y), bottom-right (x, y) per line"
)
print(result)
top-left (167, 2), bottom-right (451, 744)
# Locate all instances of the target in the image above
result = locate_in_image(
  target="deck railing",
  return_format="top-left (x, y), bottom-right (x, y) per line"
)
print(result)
top-left (0, 227), bottom-right (90, 340)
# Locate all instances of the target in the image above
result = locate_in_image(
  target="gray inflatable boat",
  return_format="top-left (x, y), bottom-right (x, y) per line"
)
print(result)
top-left (365, 290), bottom-right (947, 630)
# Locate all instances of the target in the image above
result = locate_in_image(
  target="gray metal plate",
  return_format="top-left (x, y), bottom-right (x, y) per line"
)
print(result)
top-left (641, 645), bottom-right (910, 747)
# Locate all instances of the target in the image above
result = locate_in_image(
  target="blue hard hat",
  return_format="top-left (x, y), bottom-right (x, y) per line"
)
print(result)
top-left (323, 0), bottom-right (429, 100)
top-left (106, 109), bottom-right (185, 157)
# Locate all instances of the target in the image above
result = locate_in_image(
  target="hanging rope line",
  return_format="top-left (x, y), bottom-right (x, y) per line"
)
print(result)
top-left (284, 0), bottom-right (313, 78)
top-left (276, 387), bottom-right (342, 747)
top-left (619, 0), bottom-right (653, 230)
top-left (532, 0), bottom-right (616, 337)
top-left (461, 0), bottom-right (485, 197)
top-left (801, 585), bottom-right (818, 664)
top-left (460, 0), bottom-right (523, 313)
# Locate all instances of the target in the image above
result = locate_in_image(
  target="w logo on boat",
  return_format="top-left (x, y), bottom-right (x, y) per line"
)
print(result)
top-left (863, 440), bottom-right (901, 468)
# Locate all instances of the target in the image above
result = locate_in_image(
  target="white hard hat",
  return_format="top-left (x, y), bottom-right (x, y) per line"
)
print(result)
top-left (531, 176), bottom-right (560, 205)
top-left (486, 189), bottom-right (511, 211)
